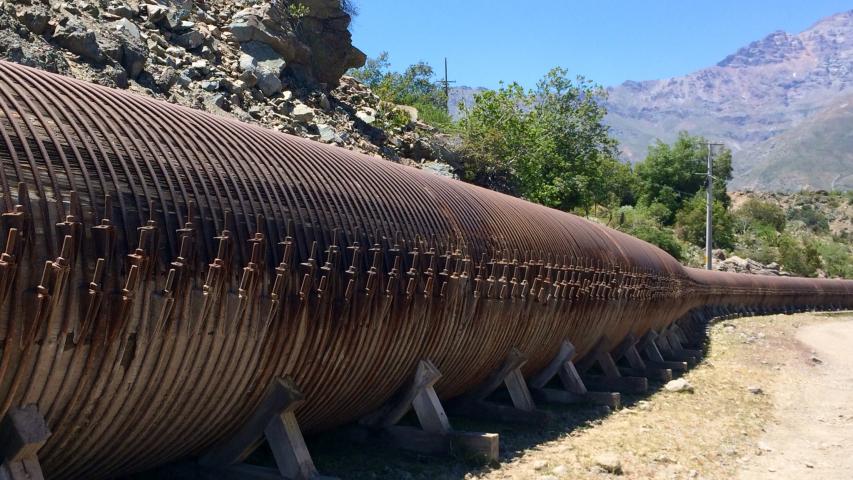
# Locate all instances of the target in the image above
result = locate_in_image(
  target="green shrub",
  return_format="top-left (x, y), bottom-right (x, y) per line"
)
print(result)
top-left (817, 241), bottom-right (853, 278)
top-left (787, 205), bottom-right (830, 233)
top-left (614, 206), bottom-right (683, 259)
top-left (777, 234), bottom-right (822, 276)
top-left (735, 198), bottom-right (786, 232)
top-left (349, 53), bottom-right (449, 129)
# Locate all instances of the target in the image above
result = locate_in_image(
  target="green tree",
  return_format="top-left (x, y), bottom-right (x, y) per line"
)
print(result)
top-left (635, 132), bottom-right (732, 224)
top-left (458, 68), bottom-right (624, 212)
top-left (674, 191), bottom-right (735, 250)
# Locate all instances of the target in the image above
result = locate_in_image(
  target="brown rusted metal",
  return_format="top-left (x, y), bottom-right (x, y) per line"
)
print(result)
top-left (0, 60), bottom-right (851, 479)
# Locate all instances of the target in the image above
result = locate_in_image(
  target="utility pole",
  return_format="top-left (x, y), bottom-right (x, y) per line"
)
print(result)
top-left (440, 58), bottom-right (456, 113)
top-left (701, 142), bottom-right (724, 270)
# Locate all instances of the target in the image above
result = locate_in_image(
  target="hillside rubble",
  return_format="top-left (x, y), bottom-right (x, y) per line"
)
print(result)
top-left (712, 250), bottom-right (791, 276)
top-left (0, 0), bottom-right (456, 167)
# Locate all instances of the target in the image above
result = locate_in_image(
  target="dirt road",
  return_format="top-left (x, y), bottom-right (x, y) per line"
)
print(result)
top-left (738, 319), bottom-right (853, 479)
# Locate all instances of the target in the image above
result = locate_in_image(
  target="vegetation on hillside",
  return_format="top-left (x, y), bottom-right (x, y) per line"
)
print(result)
top-left (349, 55), bottom-right (852, 278)
top-left (349, 52), bottom-right (453, 129)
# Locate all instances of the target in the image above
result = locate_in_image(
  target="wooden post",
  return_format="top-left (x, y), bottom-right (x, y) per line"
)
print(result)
top-left (613, 334), bottom-right (672, 382)
top-left (0, 406), bottom-right (50, 480)
top-left (199, 377), bottom-right (324, 480)
top-left (639, 331), bottom-right (688, 372)
top-left (578, 337), bottom-right (648, 394)
top-left (449, 349), bottom-right (548, 424)
top-left (361, 360), bottom-right (499, 461)
top-left (528, 340), bottom-right (620, 409)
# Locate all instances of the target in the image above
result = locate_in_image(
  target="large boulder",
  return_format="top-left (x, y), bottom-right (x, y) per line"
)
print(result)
top-left (239, 41), bottom-right (286, 97)
top-left (297, 0), bottom-right (366, 86)
top-left (227, 1), bottom-right (364, 88)
top-left (107, 18), bottom-right (148, 78)
top-left (229, 6), bottom-right (309, 63)
top-left (52, 17), bottom-right (103, 62)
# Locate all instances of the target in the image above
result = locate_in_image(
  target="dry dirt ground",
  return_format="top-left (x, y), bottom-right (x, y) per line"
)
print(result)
top-left (298, 312), bottom-right (853, 480)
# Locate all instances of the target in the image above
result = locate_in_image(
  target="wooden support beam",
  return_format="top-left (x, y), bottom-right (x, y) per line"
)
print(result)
top-left (529, 340), bottom-right (621, 410)
top-left (463, 348), bottom-right (531, 408)
top-left (450, 349), bottom-right (548, 424)
top-left (361, 360), bottom-right (444, 430)
top-left (582, 375), bottom-right (648, 394)
top-left (382, 426), bottom-right (499, 460)
top-left (363, 360), bottom-right (499, 461)
top-left (199, 377), bottom-right (323, 480)
top-left (617, 338), bottom-right (673, 382)
top-left (609, 334), bottom-right (639, 363)
top-left (0, 405), bottom-right (50, 480)
top-left (578, 337), bottom-right (648, 394)
top-left (529, 341), bottom-right (575, 389)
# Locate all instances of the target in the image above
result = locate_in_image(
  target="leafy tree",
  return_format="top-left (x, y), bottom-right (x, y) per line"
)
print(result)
top-left (674, 191), bottom-right (735, 250)
top-left (458, 68), bottom-right (624, 212)
top-left (635, 132), bottom-right (732, 224)
top-left (457, 83), bottom-right (530, 195)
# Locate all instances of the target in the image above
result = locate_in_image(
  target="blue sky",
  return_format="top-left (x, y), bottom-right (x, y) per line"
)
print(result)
top-left (350, 1), bottom-right (853, 89)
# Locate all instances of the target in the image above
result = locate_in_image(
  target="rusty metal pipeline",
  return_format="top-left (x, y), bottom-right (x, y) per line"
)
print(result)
top-left (0, 60), bottom-right (850, 479)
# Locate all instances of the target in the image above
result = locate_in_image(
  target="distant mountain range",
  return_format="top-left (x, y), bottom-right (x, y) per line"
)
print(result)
top-left (452, 10), bottom-right (853, 191)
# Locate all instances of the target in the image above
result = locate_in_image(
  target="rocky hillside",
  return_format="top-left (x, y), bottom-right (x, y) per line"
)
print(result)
top-left (605, 10), bottom-right (853, 191)
top-left (0, 0), bottom-right (454, 165)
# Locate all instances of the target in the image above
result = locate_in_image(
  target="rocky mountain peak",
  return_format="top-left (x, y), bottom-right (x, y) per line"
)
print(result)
top-left (717, 30), bottom-right (805, 68)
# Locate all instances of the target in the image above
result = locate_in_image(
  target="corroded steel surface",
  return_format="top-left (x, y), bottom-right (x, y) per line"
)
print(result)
top-left (0, 61), bottom-right (850, 479)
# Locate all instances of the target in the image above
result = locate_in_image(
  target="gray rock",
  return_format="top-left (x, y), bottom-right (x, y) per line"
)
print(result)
top-left (228, 7), bottom-right (309, 62)
top-left (291, 104), bottom-right (315, 122)
top-left (18, 5), bottom-right (51, 35)
top-left (53, 18), bottom-right (103, 62)
top-left (201, 79), bottom-right (221, 91)
top-left (106, 4), bottom-right (136, 19)
top-left (153, 66), bottom-right (179, 91)
top-left (319, 93), bottom-right (331, 111)
top-left (664, 378), bottom-right (694, 393)
top-left (108, 19), bottom-right (147, 78)
top-left (551, 465), bottom-right (568, 476)
top-left (355, 109), bottom-right (375, 124)
top-left (239, 41), bottom-right (285, 97)
top-left (145, 4), bottom-right (168, 23)
top-left (595, 452), bottom-right (623, 475)
top-left (174, 30), bottom-right (204, 50)
top-left (747, 386), bottom-right (764, 395)
top-left (205, 93), bottom-right (227, 110)
top-left (395, 104), bottom-right (418, 122)
top-left (316, 124), bottom-right (337, 143)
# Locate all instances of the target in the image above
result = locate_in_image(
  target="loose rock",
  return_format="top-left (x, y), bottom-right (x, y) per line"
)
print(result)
top-left (664, 378), bottom-right (694, 393)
